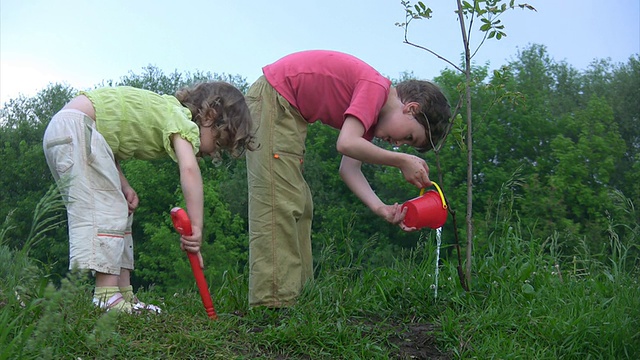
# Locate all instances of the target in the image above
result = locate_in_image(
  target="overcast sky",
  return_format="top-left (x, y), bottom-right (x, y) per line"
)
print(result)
top-left (1, 0), bottom-right (638, 106)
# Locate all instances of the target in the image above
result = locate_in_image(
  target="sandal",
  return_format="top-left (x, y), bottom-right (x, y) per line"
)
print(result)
top-left (131, 295), bottom-right (162, 314)
top-left (93, 293), bottom-right (132, 313)
top-left (94, 293), bottom-right (162, 314)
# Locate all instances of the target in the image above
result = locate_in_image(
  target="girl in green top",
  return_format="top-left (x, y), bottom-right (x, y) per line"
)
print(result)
top-left (43, 82), bottom-right (254, 313)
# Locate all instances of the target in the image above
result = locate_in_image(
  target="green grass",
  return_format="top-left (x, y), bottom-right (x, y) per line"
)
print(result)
top-left (1, 228), bottom-right (638, 360)
top-left (2, 185), bottom-right (639, 359)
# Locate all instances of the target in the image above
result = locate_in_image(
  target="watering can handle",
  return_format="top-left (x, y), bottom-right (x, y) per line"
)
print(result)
top-left (419, 182), bottom-right (447, 209)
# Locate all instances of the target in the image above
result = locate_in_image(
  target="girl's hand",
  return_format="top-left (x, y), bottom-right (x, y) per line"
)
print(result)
top-left (180, 225), bottom-right (202, 253)
top-left (179, 246), bottom-right (205, 269)
top-left (121, 185), bottom-right (139, 214)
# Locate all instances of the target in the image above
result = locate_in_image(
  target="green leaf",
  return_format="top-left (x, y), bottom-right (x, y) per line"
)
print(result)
top-left (521, 283), bottom-right (535, 294)
top-left (518, 261), bottom-right (535, 282)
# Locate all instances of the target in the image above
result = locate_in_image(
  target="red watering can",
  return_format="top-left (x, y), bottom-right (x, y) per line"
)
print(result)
top-left (401, 182), bottom-right (448, 230)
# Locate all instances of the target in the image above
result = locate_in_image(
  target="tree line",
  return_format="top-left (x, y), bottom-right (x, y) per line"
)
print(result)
top-left (1, 44), bottom-right (638, 292)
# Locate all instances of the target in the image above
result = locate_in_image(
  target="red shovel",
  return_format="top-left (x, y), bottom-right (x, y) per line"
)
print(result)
top-left (170, 207), bottom-right (218, 320)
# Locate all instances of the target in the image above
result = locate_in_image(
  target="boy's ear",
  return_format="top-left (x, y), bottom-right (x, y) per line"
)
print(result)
top-left (403, 102), bottom-right (421, 115)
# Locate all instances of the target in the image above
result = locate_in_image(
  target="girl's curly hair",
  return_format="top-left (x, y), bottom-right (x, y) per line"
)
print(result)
top-left (175, 81), bottom-right (255, 158)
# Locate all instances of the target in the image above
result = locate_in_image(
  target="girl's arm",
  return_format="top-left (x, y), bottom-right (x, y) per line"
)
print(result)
top-left (116, 160), bottom-right (138, 214)
top-left (172, 134), bottom-right (204, 253)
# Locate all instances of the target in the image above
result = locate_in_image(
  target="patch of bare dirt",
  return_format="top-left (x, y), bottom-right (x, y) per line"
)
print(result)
top-left (236, 310), bottom-right (450, 359)
top-left (387, 322), bottom-right (451, 360)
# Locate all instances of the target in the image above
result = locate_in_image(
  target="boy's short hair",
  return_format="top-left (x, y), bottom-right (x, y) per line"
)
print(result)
top-left (396, 80), bottom-right (452, 152)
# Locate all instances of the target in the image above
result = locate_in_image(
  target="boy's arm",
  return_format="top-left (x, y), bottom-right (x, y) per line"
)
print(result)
top-left (172, 134), bottom-right (204, 253)
top-left (338, 155), bottom-right (384, 211)
top-left (339, 155), bottom-right (407, 225)
top-left (336, 116), bottom-right (431, 188)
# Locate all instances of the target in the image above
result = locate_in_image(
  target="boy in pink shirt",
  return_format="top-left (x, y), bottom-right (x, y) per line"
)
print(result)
top-left (246, 50), bottom-right (451, 308)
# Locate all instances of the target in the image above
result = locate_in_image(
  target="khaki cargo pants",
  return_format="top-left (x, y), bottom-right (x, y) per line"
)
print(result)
top-left (245, 76), bottom-right (314, 307)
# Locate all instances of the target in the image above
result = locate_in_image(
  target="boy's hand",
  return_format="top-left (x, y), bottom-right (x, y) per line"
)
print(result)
top-left (376, 203), bottom-right (419, 232)
top-left (399, 154), bottom-right (432, 189)
top-left (376, 203), bottom-right (418, 232)
top-left (376, 203), bottom-right (406, 224)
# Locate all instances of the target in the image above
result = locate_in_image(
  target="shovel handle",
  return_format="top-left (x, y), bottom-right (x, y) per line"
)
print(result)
top-left (170, 207), bottom-right (217, 320)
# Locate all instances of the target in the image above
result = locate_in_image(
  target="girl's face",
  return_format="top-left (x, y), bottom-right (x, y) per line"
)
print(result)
top-left (197, 126), bottom-right (218, 160)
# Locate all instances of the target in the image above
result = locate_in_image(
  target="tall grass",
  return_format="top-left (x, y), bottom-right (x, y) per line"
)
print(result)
top-left (1, 185), bottom-right (639, 359)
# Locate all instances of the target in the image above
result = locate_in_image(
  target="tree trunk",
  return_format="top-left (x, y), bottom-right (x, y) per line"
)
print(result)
top-left (455, 0), bottom-right (474, 287)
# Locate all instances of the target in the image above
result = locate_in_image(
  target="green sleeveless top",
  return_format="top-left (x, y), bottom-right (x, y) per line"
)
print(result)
top-left (80, 86), bottom-right (200, 162)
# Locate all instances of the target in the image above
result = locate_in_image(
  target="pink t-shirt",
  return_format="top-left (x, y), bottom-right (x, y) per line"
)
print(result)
top-left (262, 50), bottom-right (391, 140)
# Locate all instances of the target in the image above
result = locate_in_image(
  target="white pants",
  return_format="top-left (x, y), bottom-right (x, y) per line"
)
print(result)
top-left (43, 110), bottom-right (134, 274)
